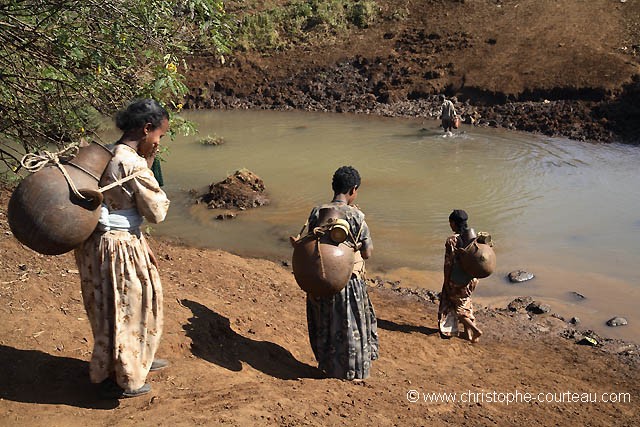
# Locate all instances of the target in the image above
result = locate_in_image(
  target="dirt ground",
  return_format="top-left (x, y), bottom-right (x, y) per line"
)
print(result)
top-left (0, 187), bottom-right (638, 426)
top-left (185, 0), bottom-right (640, 143)
top-left (2, 2), bottom-right (640, 425)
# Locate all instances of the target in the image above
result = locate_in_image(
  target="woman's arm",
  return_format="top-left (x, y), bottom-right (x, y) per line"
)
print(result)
top-left (129, 164), bottom-right (170, 224)
top-left (357, 218), bottom-right (373, 259)
top-left (443, 238), bottom-right (454, 285)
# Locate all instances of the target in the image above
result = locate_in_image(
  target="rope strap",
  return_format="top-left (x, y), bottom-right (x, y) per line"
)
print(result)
top-left (20, 144), bottom-right (146, 201)
top-left (21, 144), bottom-right (89, 200)
top-left (97, 169), bottom-right (146, 193)
top-left (294, 219), bottom-right (361, 249)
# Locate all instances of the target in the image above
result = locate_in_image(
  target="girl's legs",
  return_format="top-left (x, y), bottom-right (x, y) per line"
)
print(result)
top-left (460, 317), bottom-right (482, 343)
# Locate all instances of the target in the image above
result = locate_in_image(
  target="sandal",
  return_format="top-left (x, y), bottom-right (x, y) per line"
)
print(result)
top-left (99, 379), bottom-right (151, 399)
top-left (150, 358), bottom-right (169, 372)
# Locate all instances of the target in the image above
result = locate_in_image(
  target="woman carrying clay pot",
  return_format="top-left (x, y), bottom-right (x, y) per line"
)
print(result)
top-left (305, 166), bottom-right (379, 380)
top-left (439, 94), bottom-right (458, 133)
top-left (437, 209), bottom-right (483, 343)
top-left (74, 99), bottom-right (171, 398)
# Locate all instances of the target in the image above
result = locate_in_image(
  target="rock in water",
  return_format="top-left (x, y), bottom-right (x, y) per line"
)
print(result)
top-left (198, 169), bottom-right (270, 211)
top-left (569, 291), bottom-right (586, 300)
top-left (508, 270), bottom-right (534, 283)
top-left (606, 317), bottom-right (628, 327)
top-left (215, 211), bottom-right (237, 220)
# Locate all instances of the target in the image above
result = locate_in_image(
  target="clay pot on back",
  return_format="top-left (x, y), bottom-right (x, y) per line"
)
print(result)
top-left (8, 141), bottom-right (113, 255)
top-left (292, 235), bottom-right (355, 297)
top-left (291, 207), bottom-right (355, 297)
top-left (459, 241), bottom-right (496, 279)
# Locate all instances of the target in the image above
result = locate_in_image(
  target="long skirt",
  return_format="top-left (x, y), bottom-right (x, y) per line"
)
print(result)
top-left (306, 276), bottom-right (379, 380)
top-left (74, 230), bottom-right (163, 392)
top-left (438, 278), bottom-right (477, 337)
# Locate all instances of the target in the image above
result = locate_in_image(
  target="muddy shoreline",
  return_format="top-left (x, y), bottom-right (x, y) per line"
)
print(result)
top-left (184, 57), bottom-right (640, 144)
top-left (183, 0), bottom-right (640, 145)
top-left (369, 276), bottom-right (639, 362)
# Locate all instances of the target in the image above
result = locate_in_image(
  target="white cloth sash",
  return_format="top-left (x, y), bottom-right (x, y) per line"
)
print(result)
top-left (97, 204), bottom-right (143, 232)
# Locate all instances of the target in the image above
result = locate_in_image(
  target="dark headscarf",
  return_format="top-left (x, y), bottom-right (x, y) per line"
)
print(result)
top-left (449, 209), bottom-right (469, 231)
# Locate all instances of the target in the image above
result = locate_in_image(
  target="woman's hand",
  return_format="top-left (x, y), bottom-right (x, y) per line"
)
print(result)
top-left (145, 147), bottom-right (158, 168)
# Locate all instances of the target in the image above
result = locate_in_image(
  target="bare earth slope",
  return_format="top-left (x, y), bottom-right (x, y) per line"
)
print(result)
top-left (185, 0), bottom-right (640, 142)
top-left (0, 189), bottom-right (638, 426)
top-left (2, 4), bottom-right (640, 423)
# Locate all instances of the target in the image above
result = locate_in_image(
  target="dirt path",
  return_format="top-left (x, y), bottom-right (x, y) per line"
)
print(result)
top-left (0, 189), bottom-right (637, 426)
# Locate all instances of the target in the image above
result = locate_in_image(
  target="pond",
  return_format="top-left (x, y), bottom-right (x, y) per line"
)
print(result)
top-left (152, 110), bottom-right (640, 343)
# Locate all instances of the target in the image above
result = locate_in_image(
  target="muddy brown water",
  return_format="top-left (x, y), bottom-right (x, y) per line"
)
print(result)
top-left (147, 110), bottom-right (639, 343)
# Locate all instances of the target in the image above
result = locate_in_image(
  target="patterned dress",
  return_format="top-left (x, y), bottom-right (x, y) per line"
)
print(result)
top-left (74, 144), bottom-right (170, 392)
top-left (438, 234), bottom-right (479, 337)
top-left (305, 202), bottom-right (379, 380)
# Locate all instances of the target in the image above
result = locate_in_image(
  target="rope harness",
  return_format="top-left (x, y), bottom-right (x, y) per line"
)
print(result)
top-left (20, 144), bottom-right (145, 202)
top-left (293, 217), bottom-right (364, 280)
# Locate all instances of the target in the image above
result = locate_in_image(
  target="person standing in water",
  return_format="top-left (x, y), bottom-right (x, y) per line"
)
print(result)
top-left (75, 99), bottom-right (171, 398)
top-left (437, 209), bottom-right (483, 343)
top-left (439, 94), bottom-right (458, 133)
top-left (305, 166), bottom-right (379, 380)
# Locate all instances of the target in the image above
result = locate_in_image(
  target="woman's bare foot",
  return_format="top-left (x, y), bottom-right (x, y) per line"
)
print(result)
top-left (460, 319), bottom-right (482, 342)
top-left (470, 328), bottom-right (483, 343)
top-left (463, 326), bottom-right (473, 341)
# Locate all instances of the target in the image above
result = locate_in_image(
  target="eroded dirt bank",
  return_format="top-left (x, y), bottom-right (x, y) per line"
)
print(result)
top-left (185, 0), bottom-right (640, 143)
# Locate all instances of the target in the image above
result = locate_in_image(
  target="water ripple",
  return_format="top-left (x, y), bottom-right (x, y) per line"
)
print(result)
top-left (156, 110), bottom-right (640, 293)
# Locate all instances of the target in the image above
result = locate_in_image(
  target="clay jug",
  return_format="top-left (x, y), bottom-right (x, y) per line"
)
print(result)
top-left (460, 227), bottom-right (477, 248)
top-left (453, 116), bottom-right (461, 129)
top-left (8, 141), bottom-right (114, 255)
top-left (291, 207), bottom-right (355, 297)
top-left (458, 240), bottom-right (496, 279)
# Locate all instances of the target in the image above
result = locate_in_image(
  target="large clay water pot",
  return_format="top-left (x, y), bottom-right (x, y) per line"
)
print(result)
top-left (8, 142), bottom-right (113, 255)
top-left (459, 241), bottom-right (496, 279)
top-left (292, 234), bottom-right (355, 298)
top-left (292, 207), bottom-right (355, 297)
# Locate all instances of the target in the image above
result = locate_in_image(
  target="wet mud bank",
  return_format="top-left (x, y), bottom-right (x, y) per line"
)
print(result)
top-left (370, 277), bottom-right (639, 366)
top-left (185, 57), bottom-right (639, 144)
top-left (183, 0), bottom-right (640, 144)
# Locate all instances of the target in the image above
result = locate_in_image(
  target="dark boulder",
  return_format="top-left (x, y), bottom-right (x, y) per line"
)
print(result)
top-left (507, 296), bottom-right (534, 312)
top-left (526, 301), bottom-right (551, 314)
top-left (198, 168), bottom-right (270, 211)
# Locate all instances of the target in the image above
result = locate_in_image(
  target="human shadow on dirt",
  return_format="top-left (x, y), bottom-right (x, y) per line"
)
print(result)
top-left (377, 318), bottom-right (439, 336)
top-left (181, 299), bottom-right (323, 380)
top-left (0, 345), bottom-right (118, 409)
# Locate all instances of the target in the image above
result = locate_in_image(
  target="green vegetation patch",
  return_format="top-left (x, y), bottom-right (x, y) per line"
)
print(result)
top-left (0, 0), bottom-right (231, 174)
top-left (233, 0), bottom-right (379, 52)
top-left (199, 134), bottom-right (226, 146)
